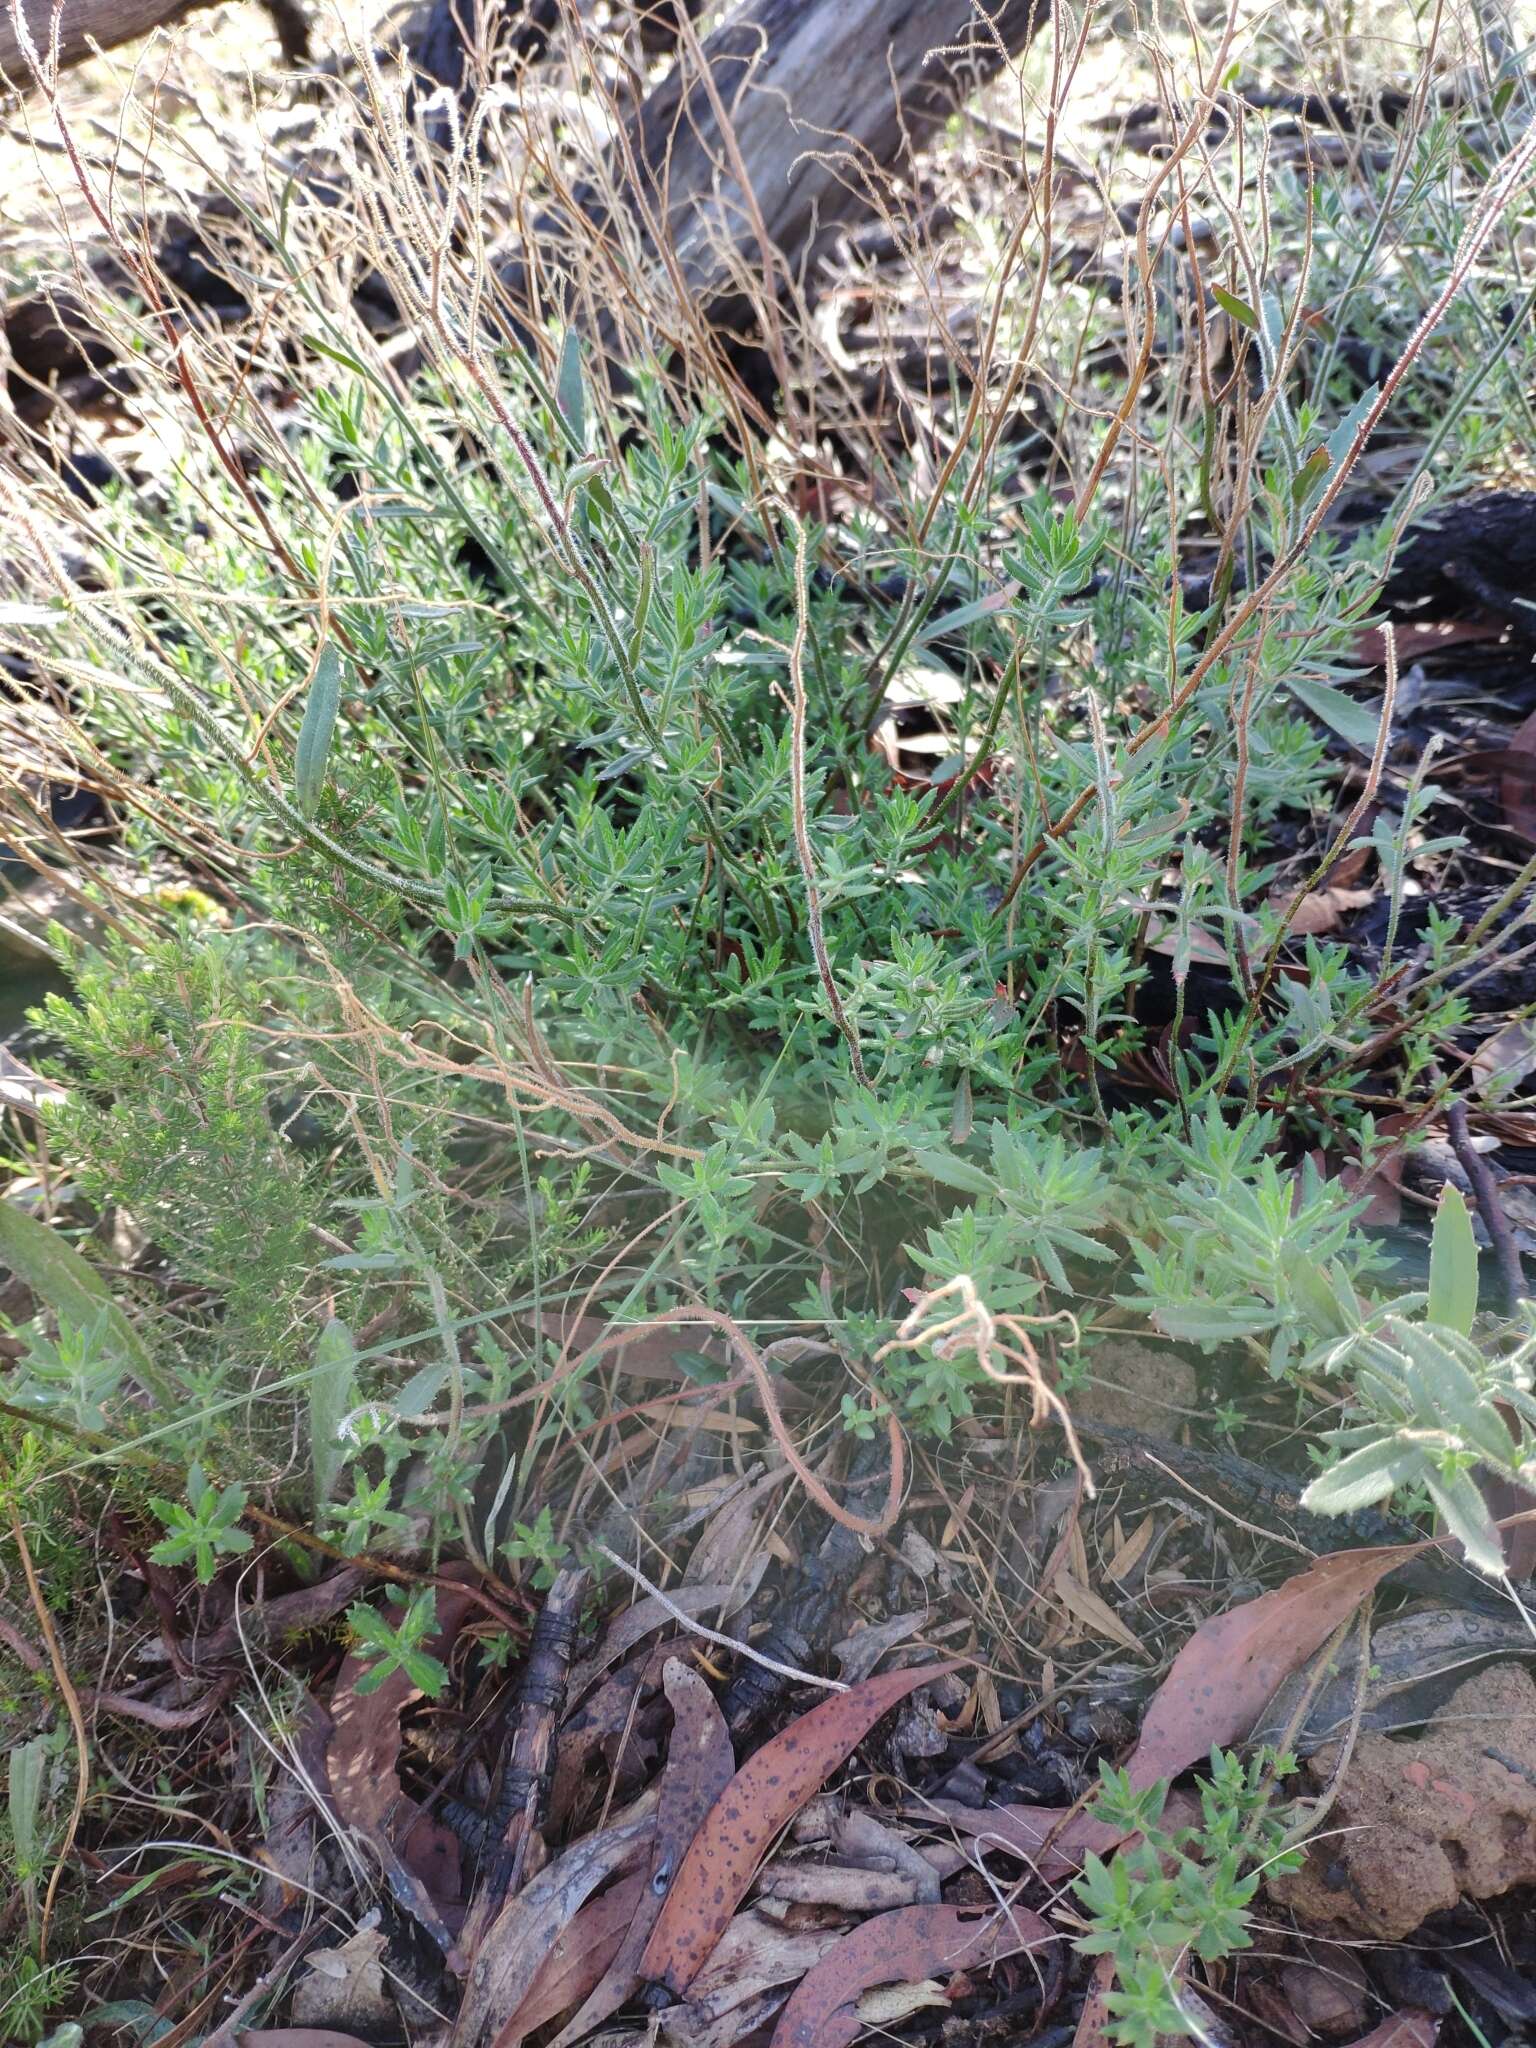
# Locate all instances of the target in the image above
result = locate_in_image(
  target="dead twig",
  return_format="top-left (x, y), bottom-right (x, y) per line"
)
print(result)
top-left (876, 1278), bottom-right (1090, 1491)
top-left (1447, 1098), bottom-right (1527, 1315)
top-left (788, 517), bottom-right (870, 1089)
top-left (8, 1505), bottom-right (90, 1960)
top-left (595, 1544), bottom-right (848, 1693)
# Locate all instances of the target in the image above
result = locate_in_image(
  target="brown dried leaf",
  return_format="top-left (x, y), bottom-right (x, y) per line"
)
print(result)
top-left (536, 1312), bottom-right (725, 1384)
top-left (651, 1660), bottom-right (739, 1894)
top-left (668, 1987), bottom-right (805, 2048)
top-left (453, 1801), bottom-right (657, 2048)
top-left (831, 1611), bottom-right (930, 1685)
top-left (640, 1661), bottom-right (961, 1997)
top-left (671, 1914), bottom-right (845, 2037)
top-left (397, 1806), bottom-right (463, 1909)
top-left (855, 1981), bottom-right (949, 2024)
top-left (1070, 1955), bottom-right (1118, 2048)
top-left (756, 1860), bottom-right (928, 1912)
top-left (289, 1930), bottom-right (393, 2035)
top-left (1051, 1572), bottom-right (1147, 1654)
top-left (1474, 1019), bottom-right (1536, 1098)
top-left (833, 1810), bottom-right (941, 1906)
top-left (1499, 709), bottom-right (1536, 841)
top-left (1279, 1951), bottom-right (1369, 2038)
top-left (550, 1642), bottom-right (673, 1829)
top-left (1275, 886), bottom-right (1376, 937)
top-left (1341, 2015), bottom-right (1439, 2048)
top-left (686, 1464), bottom-right (790, 1586)
top-left (569, 1577), bottom-right (762, 1702)
top-left (1353, 619), bottom-right (1498, 666)
top-left (326, 1578), bottom-right (478, 1952)
top-left (236, 2035), bottom-right (377, 2048)
top-left (767, 1902), bottom-right (1055, 2048)
top-left (1126, 1546), bottom-right (1412, 1787)
top-left (494, 1871), bottom-right (647, 2046)
top-left (550, 1658), bottom-right (736, 2048)
top-left (1105, 1514), bottom-right (1157, 1582)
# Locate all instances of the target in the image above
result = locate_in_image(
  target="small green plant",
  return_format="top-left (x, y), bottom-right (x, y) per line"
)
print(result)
top-left (345, 1589), bottom-right (450, 1698)
top-left (501, 1506), bottom-right (563, 1591)
top-left (147, 1465), bottom-right (253, 1584)
top-left (7, 1312), bottom-right (127, 1434)
top-left (7, 1738), bottom-right (50, 1943)
top-left (0, 1949), bottom-right (78, 2047)
top-left (1073, 1752), bottom-right (1302, 2048)
top-left (1298, 1188), bottom-right (1536, 1575)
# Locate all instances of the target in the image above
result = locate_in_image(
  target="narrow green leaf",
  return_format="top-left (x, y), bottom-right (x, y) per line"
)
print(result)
top-left (0, 1201), bottom-right (158, 1385)
top-left (1300, 1437), bottom-right (1408, 1517)
top-left (949, 1070), bottom-right (973, 1146)
top-left (364, 500), bottom-right (441, 522)
top-left (912, 1149), bottom-right (995, 1196)
top-left (1211, 285), bottom-right (1257, 329)
top-left (9, 1734), bottom-right (45, 1932)
top-left (1149, 1303), bottom-right (1277, 1341)
top-left (914, 586), bottom-right (1017, 642)
top-left (1287, 673), bottom-right (1384, 751)
top-left (556, 328), bottom-right (587, 450)
top-left (394, 1363), bottom-right (448, 1417)
top-left (294, 641), bottom-right (343, 820)
top-left (1291, 447), bottom-right (1331, 503)
top-left (627, 542), bottom-right (655, 668)
top-left (1324, 383), bottom-right (1379, 472)
top-left (565, 455), bottom-right (610, 495)
top-left (310, 1317), bottom-right (358, 1514)
top-left (1284, 1254), bottom-right (1362, 1341)
top-left (1428, 1184), bottom-right (1479, 1335)
top-left (304, 334), bottom-right (372, 376)
top-left (1422, 1465), bottom-right (1505, 1578)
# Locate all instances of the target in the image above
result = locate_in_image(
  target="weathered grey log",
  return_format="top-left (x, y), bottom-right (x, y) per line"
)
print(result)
top-left (0, 0), bottom-right (308, 79)
top-left (520, 0), bottom-right (1052, 323)
top-left (2, 0), bottom-right (196, 77)
top-left (5, 0), bottom-right (1052, 445)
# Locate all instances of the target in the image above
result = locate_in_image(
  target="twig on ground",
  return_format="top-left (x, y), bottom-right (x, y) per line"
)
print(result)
top-left (595, 1544), bottom-right (849, 1694)
top-left (1447, 1098), bottom-right (1527, 1314)
top-left (9, 1506), bottom-right (90, 1959)
top-left (788, 517), bottom-right (871, 1090)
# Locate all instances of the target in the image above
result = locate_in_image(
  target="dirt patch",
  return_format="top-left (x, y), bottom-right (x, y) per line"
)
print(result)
top-left (1072, 1341), bottom-right (1198, 1435)
top-left (1272, 1662), bottom-right (1536, 1940)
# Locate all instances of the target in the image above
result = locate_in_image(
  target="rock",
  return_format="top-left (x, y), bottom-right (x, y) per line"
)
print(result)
top-left (1271, 1663), bottom-right (1536, 1940)
top-left (1071, 1340), bottom-right (1197, 1435)
top-left (1280, 1946), bottom-right (1370, 2037)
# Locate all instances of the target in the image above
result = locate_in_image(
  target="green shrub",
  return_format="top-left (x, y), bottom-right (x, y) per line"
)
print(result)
top-left (2, 0), bottom-right (1534, 1569)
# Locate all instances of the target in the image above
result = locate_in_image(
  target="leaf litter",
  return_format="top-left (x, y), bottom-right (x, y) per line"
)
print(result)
top-left (234, 1421), bottom-right (1533, 2048)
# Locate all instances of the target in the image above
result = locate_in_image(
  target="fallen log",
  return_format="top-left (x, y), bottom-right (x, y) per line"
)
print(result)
top-left (0, 0), bottom-right (309, 78)
top-left (512, 0), bottom-right (1052, 331)
top-left (5, 0), bottom-right (1051, 453)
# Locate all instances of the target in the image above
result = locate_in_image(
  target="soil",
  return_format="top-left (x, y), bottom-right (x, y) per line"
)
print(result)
top-left (1272, 1662), bottom-right (1536, 1941)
